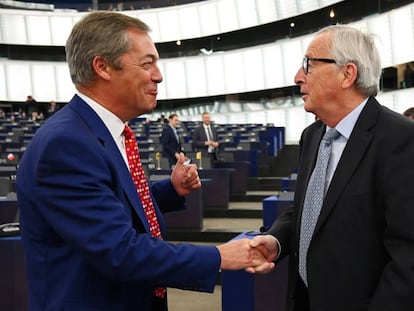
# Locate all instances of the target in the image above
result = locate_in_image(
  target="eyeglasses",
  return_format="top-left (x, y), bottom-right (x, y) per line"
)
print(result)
top-left (302, 57), bottom-right (337, 75)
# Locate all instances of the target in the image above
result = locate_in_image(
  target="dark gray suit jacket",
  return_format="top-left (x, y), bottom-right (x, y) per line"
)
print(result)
top-left (268, 97), bottom-right (414, 311)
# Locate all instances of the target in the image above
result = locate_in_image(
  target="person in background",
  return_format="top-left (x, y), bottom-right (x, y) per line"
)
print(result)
top-left (250, 25), bottom-right (414, 311)
top-left (403, 107), bottom-right (414, 120)
top-left (45, 100), bottom-right (59, 118)
top-left (16, 11), bottom-right (274, 311)
top-left (21, 95), bottom-right (37, 118)
top-left (157, 114), bottom-right (168, 124)
top-left (192, 111), bottom-right (219, 167)
top-left (160, 113), bottom-right (184, 168)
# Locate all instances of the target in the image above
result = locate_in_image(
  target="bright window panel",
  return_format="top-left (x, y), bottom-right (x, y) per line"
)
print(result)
top-left (368, 15), bottom-right (392, 67)
top-left (224, 52), bottom-right (245, 93)
top-left (393, 89), bottom-right (414, 113)
top-left (243, 48), bottom-right (265, 91)
top-left (281, 39), bottom-right (302, 86)
top-left (31, 63), bottom-right (56, 101)
top-left (55, 63), bottom-right (76, 102)
top-left (286, 105), bottom-right (307, 143)
top-left (1, 14), bottom-right (27, 44)
top-left (217, 0), bottom-right (238, 33)
top-left (267, 108), bottom-right (287, 127)
top-left (157, 9), bottom-right (181, 42)
top-left (0, 63), bottom-right (7, 100)
top-left (319, 0), bottom-right (344, 6)
top-left (256, 0), bottom-right (278, 23)
top-left (164, 61), bottom-right (187, 99)
top-left (262, 44), bottom-right (285, 88)
top-left (205, 55), bottom-right (226, 95)
top-left (227, 112), bottom-right (247, 123)
top-left (6, 62), bottom-right (32, 101)
top-left (300, 35), bottom-right (313, 56)
top-left (198, 2), bottom-right (220, 35)
top-left (277, 1), bottom-right (298, 20)
top-left (389, 6), bottom-right (414, 64)
top-left (136, 11), bottom-right (161, 42)
top-left (50, 15), bottom-right (75, 46)
top-left (376, 91), bottom-right (394, 110)
top-left (179, 6), bottom-right (201, 39)
top-left (246, 111), bottom-right (266, 124)
top-left (237, 0), bottom-right (258, 29)
top-left (156, 62), bottom-right (167, 100)
top-left (185, 57), bottom-right (207, 97)
top-left (26, 15), bottom-right (52, 45)
top-left (298, 0), bottom-right (318, 13)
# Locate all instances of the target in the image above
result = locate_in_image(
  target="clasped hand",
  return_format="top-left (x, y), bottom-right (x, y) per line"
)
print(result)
top-left (217, 235), bottom-right (279, 274)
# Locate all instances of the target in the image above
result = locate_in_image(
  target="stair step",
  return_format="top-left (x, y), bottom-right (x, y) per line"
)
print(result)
top-left (204, 208), bottom-right (262, 219)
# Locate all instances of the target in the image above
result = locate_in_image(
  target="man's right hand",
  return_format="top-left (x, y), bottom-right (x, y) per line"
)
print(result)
top-left (216, 238), bottom-right (275, 274)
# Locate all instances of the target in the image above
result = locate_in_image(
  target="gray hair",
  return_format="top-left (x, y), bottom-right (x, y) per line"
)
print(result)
top-left (317, 25), bottom-right (381, 96)
top-left (66, 11), bottom-right (151, 86)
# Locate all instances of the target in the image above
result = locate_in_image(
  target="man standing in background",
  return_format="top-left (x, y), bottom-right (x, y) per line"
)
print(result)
top-left (192, 111), bottom-right (219, 167)
top-left (160, 113), bottom-right (184, 167)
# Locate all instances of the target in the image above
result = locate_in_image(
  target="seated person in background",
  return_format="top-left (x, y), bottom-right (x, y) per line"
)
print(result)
top-left (160, 113), bottom-right (184, 167)
top-left (192, 112), bottom-right (219, 167)
top-left (157, 114), bottom-right (168, 124)
top-left (46, 100), bottom-right (59, 118)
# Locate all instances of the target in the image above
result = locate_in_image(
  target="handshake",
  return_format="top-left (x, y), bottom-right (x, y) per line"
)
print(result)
top-left (216, 235), bottom-right (279, 274)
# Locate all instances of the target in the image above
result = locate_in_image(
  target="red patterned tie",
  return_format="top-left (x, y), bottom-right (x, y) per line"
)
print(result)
top-left (123, 125), bottom-right (166, 298)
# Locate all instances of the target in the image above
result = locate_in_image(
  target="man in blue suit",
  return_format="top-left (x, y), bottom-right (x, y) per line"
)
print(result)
top-left (16, 12), bottom-right (275, 311)
top-left (160, 113), bottom-right (184, 168)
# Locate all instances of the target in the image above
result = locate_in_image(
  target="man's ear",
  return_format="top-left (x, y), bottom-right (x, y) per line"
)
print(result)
top-left (92, 56), bottom-right (111, 81)
top-left (341, 62), bottom-right (358, 89)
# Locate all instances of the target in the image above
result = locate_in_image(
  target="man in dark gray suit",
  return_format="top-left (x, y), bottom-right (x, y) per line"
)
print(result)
top-left (251, 25), bottom-right (414, 311)
top-left (192, 111), bottom-right (219, 167)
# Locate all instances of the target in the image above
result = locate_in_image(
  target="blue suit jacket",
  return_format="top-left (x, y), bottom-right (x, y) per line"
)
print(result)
top-left (16, 95), bottom-right (220, 311)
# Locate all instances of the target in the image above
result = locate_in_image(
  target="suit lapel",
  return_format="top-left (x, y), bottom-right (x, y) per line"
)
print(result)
top-left (68, 95), bottom-right (153, 234)
top-left (314, 98), bottom-right (379, 234)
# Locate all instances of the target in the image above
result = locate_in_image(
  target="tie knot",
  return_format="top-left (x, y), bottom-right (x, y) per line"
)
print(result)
top-left (123, 125), bottom-right (135, 140)
top-left (323, 128), bottom-right (340, 144)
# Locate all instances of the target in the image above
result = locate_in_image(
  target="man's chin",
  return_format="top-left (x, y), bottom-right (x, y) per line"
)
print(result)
top-left (304, 102), bottom-right (313, 113)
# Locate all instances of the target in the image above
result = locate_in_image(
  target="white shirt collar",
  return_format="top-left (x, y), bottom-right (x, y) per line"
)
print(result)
top-left (77, 92), bottom-right (126, 140)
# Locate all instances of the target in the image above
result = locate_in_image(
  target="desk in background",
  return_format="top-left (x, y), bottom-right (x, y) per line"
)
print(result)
top-left (221, 193), bottom-right (294, 311)
top-left (150, 168), bottom-right (232, 210)
top-left (214, 161), bottom-right (249, 195)
top-left (0, 197), bottom-right (18, 223)
top-left (221, 231), bottom-right (288, 311)
top-left (149, 173), bottom-right (209, 231)
top-left (262, 192), bottom-right (294, 230)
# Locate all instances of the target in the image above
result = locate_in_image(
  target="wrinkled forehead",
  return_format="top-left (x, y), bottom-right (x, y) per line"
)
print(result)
top-left (306, 32), bottom-right (333, 57)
